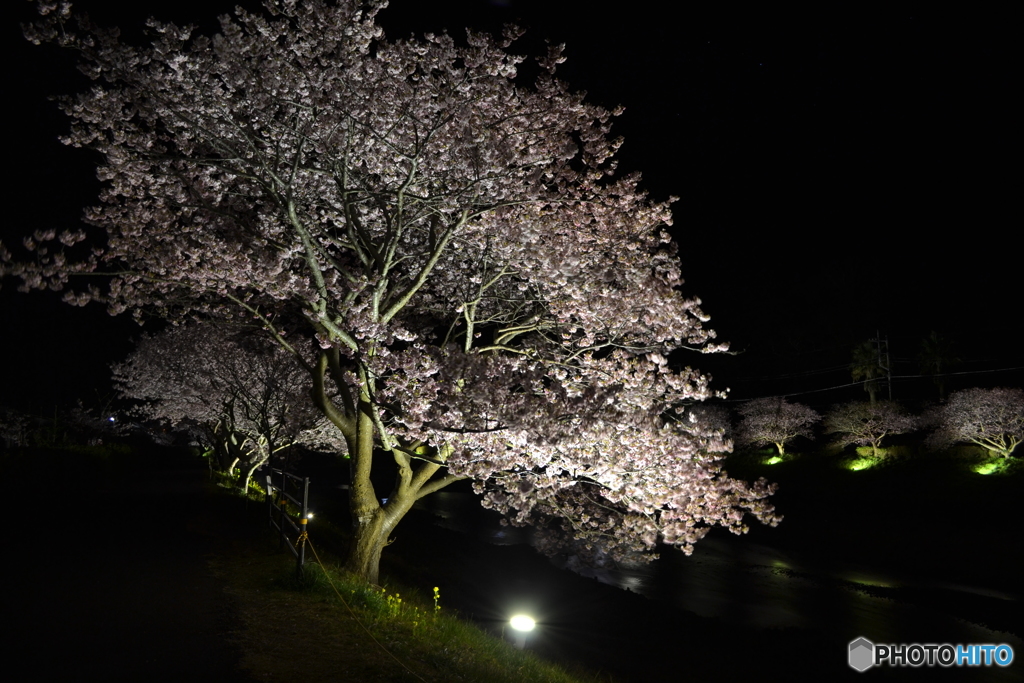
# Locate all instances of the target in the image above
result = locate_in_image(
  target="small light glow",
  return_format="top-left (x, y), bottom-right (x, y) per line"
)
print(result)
top-left (974, 461), bottom-right (1000, 475)
top-left (847, 457), bottom-right (876, 471)
top-left (510, 614), bottom-right (535, 632)
top-left (108, 416), bottom-right (116, 422)
top-left (306, 511), bottom-right (315, 519)
top-left (765, 456), bottom-right (783, 465)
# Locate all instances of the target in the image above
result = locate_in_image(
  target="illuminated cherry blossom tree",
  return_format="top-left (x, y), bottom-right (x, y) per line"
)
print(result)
top-left (112, 323), bottom-right (318, 491)
top-left (824, 401), bottom-right (917, 458)
top-left (736, 397), bottom-right (819, 457)
top-left (930, 388), bottom-right (1023, 459)
top-left (7, 0), bottom-right (779, 582)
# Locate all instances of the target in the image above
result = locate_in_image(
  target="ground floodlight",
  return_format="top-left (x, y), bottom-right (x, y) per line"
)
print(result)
top-left (510, 614), bottom-right (535, 632)
top-left (509, 614), bottom-right (536, 650)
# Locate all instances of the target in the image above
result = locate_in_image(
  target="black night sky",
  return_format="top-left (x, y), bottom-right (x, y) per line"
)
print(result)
top-left (4, 1), bottom-right (1020, 411)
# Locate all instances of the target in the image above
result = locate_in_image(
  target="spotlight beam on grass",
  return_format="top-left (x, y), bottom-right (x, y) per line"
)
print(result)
top-left (974, 461), bottom-right (1003, 475)
top-left (846, 457), bottom-right (878, 471)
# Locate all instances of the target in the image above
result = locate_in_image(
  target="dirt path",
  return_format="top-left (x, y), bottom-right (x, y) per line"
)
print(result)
top-left (5, 466), bottom-right (259, 681)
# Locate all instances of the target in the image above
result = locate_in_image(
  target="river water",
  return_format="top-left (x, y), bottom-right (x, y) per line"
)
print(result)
top-left (408, 490), bottom-right (1022, 681)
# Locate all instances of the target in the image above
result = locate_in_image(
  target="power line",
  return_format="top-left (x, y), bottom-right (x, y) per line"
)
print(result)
top-left (722, 366), bottom-right (1024, 403)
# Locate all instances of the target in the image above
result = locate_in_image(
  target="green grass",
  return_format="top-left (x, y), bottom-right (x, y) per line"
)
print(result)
top-left (295, 558), bottom-right (595, 682)
top-left (210, 482), bottom-right (608, 683)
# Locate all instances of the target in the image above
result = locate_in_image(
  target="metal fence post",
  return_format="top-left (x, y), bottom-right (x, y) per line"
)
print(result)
top-left (300, 477), bottom-right (309, 574)
top-left (265, 473), bottom-right (273, 526)
top-left (297, 517), bottom-right (307, 579)
top-left (265, 468), bottom-right (311, 576)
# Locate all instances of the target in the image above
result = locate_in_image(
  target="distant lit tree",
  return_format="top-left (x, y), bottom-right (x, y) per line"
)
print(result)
top-left (929, 388), bottom-right (1024, 458)
top-left (824, 401), bottom-right (917, 458)
top-left (736, 397), bottom-right (820, 457)
top-left (113, 323), bottom-right (318, 491)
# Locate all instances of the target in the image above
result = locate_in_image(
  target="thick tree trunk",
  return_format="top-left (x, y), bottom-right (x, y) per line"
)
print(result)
top-left (345, 492), bottom-right (417, 585)
top-left (346, 514), bottom-right (389, 586)
top-left (342, 465), bottom-right (465, 583)
top-left (309, 349), bottom-right (460, 584)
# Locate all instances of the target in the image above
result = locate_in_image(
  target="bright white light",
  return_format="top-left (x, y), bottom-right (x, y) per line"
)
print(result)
top-left (510, 614), bottom-right (535, 632)
top-left (306, 512), bottom-right (315, 519)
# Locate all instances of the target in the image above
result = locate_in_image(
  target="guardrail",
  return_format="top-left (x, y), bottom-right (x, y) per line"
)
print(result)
top-left (265, 468), bottom-right (310, 577)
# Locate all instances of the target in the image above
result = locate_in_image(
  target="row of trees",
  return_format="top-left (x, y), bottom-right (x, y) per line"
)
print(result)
top-left (4, 0), bottom-right (779, 583)
top-left (733, 390), bottom-right (1024, 460)
top-left (109, 319), bottom-right (1019, 491)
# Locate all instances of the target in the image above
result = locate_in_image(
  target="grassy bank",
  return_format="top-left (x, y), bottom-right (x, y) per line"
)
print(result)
top-left (208, 480), bottom-right (607, 683)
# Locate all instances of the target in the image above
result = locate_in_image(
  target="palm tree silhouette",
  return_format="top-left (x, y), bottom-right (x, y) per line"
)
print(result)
top-left (851, 340), bottom-right (884, 405)
top-left (918, 331), bottom-right (959, 402)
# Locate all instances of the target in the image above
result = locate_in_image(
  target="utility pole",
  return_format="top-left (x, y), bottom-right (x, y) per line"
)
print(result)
top-left (875, 330), bottom-right (892, 401)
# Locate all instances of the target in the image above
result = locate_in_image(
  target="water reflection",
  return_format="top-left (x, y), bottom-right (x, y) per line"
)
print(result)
top-left (412, 490), bottom-right (1022, 657)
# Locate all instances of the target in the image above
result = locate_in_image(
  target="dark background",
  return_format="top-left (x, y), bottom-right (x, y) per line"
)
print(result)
top-left (4, 1), bottom-right (1020, 414)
